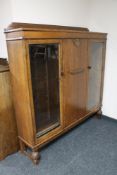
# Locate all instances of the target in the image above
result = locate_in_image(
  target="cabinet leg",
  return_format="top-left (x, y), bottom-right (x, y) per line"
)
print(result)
top-left (19, 140), bottom-right (40, 164)
top-left (31, 150), bottom-right (40, 165)
top-left (19, 139), bottom-right (25, 153)
top-left (96, 109), bottom-right (102, 119)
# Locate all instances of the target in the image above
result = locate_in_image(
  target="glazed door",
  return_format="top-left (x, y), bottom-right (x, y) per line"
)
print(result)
top-left (63, 39), bottom-right (88, 127)
top-left (87, 40), bottom-right (105, 111)
top-left (28, 41), bottom-right (62, 137)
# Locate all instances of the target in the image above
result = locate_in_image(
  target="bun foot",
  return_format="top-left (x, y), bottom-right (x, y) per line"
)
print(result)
top-left (31, 151), bottom-right (40, 165)
top-left (97, 110), bottom-right (102, 119)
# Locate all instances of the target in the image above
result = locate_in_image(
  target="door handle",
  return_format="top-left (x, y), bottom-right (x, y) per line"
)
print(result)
top-left (87, 66), bottom-right (92, 69)
top-left (69, 68), bottom-right (84, 75)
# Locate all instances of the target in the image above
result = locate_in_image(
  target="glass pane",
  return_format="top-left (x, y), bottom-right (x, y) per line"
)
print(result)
top-left (29, 43), bottom-right (60, 137)
top-left (87, 42), bottom-right (103, 110)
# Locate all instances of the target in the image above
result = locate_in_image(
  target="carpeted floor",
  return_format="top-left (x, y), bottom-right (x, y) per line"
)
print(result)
top-left (0, 116), bottom-right (117, 175)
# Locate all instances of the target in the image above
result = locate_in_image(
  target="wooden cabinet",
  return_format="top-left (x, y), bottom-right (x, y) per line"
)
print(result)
top-left (5, 23), bottom-right (107, 164)
top-left (0, 59), bottom-right (19, 160)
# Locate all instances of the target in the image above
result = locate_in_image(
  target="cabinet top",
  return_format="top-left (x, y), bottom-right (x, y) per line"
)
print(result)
top-left (4, 22), bottom-right (89, 33)
top-left (4, 23), bottom-right (107, 40)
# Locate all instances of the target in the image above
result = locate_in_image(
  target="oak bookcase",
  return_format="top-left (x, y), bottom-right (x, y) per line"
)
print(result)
top-left (5, 23), bottom-right (107, 164)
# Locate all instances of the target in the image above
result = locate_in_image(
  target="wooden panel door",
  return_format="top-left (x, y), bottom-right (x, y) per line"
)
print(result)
top-left (86, 40), bottom-right (105, 112)
top-left (62, 39), bottom-right (88, 127)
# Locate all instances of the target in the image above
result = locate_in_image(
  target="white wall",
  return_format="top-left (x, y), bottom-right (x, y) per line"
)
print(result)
top-left (0, 0), bottom-right (117, 119)
top-left (0, 0), bottom-right (89, 57)
top-left (11, 0), bottom-right (89, 27)
top-left (88, 0), bottom-right (117, 119)
top-left (0, 0), bottom-right (12, 58)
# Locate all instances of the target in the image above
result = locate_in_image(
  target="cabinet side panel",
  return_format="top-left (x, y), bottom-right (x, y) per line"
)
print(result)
top-left (6, 40), bottom-right (35, 145)
top-left (100, 41), bottom-right (106, 107)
